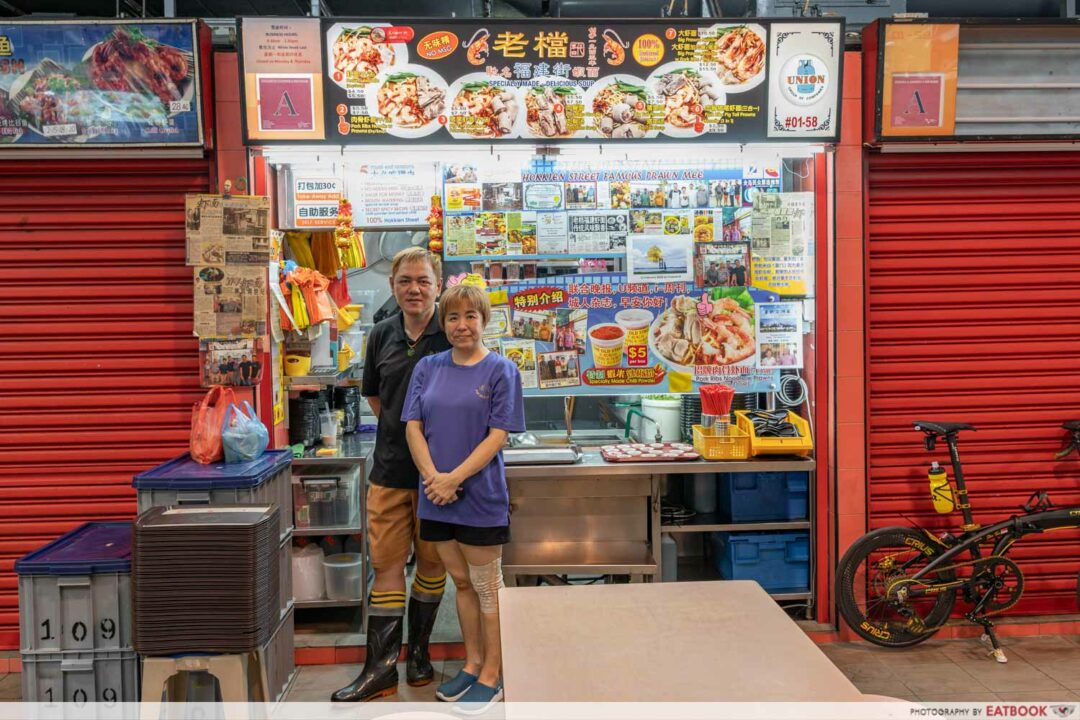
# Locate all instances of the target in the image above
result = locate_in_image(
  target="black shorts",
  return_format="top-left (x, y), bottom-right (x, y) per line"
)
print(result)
top-left (419, 519), bottom-right (510, 546)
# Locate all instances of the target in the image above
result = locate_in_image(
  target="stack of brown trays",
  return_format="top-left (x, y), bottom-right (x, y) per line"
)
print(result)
top-left (133, 504), bottom-right (281, 656)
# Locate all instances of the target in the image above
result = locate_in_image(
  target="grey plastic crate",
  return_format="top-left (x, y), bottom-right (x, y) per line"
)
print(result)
top-left (133, 451), bottom-right (293, 542)
top-left (19, 572), bottom-right (132, 654)
top-left (260, 604), bottom-right (295, 703)
top-left (278, 534), bottom-right (292, 622)
top-left (21, 649), bottom-right (140, 704)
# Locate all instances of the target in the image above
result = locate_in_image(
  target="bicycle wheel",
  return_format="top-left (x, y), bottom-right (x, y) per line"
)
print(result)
top-left (836, 526), bottom-right (958, 648)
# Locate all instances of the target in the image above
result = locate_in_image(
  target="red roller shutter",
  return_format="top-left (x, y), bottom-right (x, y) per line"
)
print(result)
top-left (866, 150), bottom-right (1080, 615)
top-left (0, 157), bottom-right (212, 648)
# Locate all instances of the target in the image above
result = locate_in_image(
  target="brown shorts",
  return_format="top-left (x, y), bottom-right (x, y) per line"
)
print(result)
top-left (367, 485), bottom-right (442, 571)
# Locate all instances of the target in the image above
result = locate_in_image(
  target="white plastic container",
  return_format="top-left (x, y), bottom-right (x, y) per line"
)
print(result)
top-left (641, 397), bottom-right (683, 442)
top-left (292, 544), bottom-right (326, 601)
top-left (323, 553), bottom-right (363, 601)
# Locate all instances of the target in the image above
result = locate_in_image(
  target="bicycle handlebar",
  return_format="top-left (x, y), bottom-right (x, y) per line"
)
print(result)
top-left (1055, 427), bottom-right (1080, 459)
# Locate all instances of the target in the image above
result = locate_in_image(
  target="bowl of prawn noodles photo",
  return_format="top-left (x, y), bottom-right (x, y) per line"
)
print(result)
top-left (648, 288), bottom-right (756, 375)
top-left (583, 73), bottom-right (658, 140)
top-left (81, 25), bottom-right (195, 112)
top-left (446, 73), bottom-right (521, 139)
top-left (327, 23), bottom-right (406, 87)
top-left (364, 65), bottom-right (448, 138)
top-left (647, 63), bottom-right (725, 138)
top-left (702, 23), bottom-right (767, 91)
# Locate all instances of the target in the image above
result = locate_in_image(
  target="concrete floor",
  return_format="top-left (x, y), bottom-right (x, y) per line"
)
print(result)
top-left (3, 634), bottom-right (1079, 702)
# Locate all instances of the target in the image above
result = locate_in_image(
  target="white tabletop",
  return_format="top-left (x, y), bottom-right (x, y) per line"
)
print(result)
top-left (499, 580), bottom-right (863, 702)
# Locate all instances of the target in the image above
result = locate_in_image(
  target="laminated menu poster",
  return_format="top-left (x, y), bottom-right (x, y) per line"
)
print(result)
top-left (755, 302), bottom-right (803, 369)
top-left (493, 273), bottom-right (779, 396)
top-left (268, 18), bottom-right (843, 144)
top-left (193, 265), bottom-right (268, 338)
top-left (186, 194), bottom-right (271, 266)
top-left (0, 20), bottom-right (203, 146)
top-left (348, 161), bottom-right (438, 226)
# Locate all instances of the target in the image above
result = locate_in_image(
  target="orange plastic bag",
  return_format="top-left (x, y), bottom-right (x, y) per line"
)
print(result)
top-left (190, 386), bottom-right (238, 464)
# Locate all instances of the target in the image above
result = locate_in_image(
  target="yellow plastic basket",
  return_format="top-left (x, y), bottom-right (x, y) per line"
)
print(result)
top-left (734, 410), bottom-right (814, 457)
top-left (692, 424), bottom-right (751, 461)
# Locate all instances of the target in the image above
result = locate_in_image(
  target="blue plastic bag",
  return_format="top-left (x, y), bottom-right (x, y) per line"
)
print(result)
top-left (221, 401), bottom-right (269, 463)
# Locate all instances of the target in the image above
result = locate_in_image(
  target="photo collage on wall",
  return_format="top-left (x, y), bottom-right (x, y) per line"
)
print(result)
top-left (439, 155), bottom-right (813, 395)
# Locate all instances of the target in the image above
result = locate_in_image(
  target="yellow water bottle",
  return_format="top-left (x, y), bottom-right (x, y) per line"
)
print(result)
top-left (928, 461), bottom-right (955, 514)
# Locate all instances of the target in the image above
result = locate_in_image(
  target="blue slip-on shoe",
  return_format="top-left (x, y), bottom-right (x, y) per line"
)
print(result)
top-left (435, 669), bottom-right (478, 702)
top-left (451, 680), bottom-right (504, 716)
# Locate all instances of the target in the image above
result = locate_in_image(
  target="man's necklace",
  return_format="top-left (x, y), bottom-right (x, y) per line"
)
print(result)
top-left (405, 334), bottom-right (421, 357)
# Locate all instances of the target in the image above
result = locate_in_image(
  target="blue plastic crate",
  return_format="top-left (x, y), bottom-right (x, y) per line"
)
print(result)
top-left (16, 523), bottom-right (131, 576)
top-left (710, 532), bottom-right (810, 593)
top-left (16, 523), bottom-right (132, 653)
top-left (133, 450), bottom-right (292, 541)
top-left (132, 449), bottom-right (292, 490)
top-left (718, 472), bottom-right (808, 523)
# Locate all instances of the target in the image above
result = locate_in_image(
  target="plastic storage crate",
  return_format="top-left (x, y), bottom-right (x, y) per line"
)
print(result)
top-left (21, 649), bottom-right (140, 703)
top-left (692, 425), bottom-right (750, 461)
top-left (261, 604), bottom-right (295, 702)
top-left (734, 411), bottom-right (814, 457)
top-left (133, 450), bottom-right (293, 541)
top-left (709, 532), bottom-right (810, 593)
top-left (16, 522), bottom-right (132, 653)
top-left (719, 472), bottom-right (809, 522)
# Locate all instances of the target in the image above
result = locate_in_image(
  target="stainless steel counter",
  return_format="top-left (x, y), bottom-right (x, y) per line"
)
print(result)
top-left (506, 451), bottom-right (813, 478)
top-left (293, 432), bottom-right (376, 465)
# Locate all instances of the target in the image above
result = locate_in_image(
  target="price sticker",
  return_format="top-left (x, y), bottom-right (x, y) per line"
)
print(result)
top-left (627, 344), bottom-right (648, 367)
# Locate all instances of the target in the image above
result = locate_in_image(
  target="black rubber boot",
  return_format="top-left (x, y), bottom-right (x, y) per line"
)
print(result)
top-left (331, 614), bottom-right (403, 702)
top-left (406, 597), bottom-right (441, 686)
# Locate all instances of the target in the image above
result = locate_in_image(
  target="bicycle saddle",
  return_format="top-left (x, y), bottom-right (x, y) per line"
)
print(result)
top-left (1063, 421), bottom-right (1080, 432)
top-left (913, 421), bottom-right (976, 436)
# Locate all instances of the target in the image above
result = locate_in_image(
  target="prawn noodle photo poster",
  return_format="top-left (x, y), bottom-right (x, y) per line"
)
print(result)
top-left (0, 20), bottom-right (203, 145)
top-left (242, 18), bottom-right (842, 145)
top-left (498, 273), bottom-right (780, 396)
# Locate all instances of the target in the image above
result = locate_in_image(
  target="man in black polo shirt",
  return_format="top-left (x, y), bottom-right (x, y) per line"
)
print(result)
top-left (333, 248), bottom-right (452, 702)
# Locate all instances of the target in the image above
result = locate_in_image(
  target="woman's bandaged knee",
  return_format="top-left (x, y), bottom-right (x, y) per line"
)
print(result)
top-left (467, 558), bottom-right (503, 614)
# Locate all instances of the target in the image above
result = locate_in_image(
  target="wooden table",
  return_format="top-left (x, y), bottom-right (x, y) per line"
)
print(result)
top-left (499, 580), bottom-right (863, 702)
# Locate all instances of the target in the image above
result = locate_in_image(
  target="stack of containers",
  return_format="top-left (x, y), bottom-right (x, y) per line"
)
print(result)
top-left (131, 449), bottom-right (295, 702)
top-left (15, 522), bottom-right (140, 703)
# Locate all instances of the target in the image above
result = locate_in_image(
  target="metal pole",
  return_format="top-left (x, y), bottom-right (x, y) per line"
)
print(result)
top-left (310, 0), bottom-right (320, 17)
top-left (164, 0), bottom-right (175, 16)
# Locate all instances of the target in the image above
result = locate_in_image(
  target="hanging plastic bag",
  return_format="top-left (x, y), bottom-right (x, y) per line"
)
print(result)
top-left (221, 401), bottom-right (270, 464)
top-left (190, 386), bottom-right (238, 464)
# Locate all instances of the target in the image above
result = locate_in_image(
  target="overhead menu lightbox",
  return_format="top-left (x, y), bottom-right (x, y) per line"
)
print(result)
top-left (239, 17), bottom-right (844, 145)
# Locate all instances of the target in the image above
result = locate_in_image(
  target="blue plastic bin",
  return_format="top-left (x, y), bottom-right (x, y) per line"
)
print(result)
top-left (16, 522), bottom-right (132, 653)
top-left (710, 531), bottom-right (810, 593)
top-left (133, 449), bottom-right (293, 541)
top-left (718, 472), bottom-right (808, 522)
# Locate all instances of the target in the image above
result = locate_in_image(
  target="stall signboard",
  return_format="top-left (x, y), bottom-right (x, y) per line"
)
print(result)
top-left (0, 20), bottom-right (204, 146)
top-left (487, 272), bottom-right (781, 396)
top-left (239, 18), bottom-right (842, 144)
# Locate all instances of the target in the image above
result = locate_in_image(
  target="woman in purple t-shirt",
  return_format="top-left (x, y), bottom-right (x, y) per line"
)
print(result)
top-left (402, 284), bottom-right (525, 711)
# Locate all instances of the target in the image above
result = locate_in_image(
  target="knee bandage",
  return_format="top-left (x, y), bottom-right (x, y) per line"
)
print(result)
top-left (467, 558), bottom-right (503, 615)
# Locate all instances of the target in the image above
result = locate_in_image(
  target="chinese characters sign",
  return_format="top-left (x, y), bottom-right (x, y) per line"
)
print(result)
top-left (0, 20), bottom-right (203, 146)
top-left (239, 18), bottom-right (842, 144)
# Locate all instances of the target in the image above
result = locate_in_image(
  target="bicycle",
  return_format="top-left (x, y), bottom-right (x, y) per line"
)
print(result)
top-left (836, 420), bottom-right (1080, 663)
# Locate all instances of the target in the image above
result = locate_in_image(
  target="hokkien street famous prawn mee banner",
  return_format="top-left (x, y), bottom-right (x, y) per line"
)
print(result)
top-left (238, 18), bottom-right (842, 145)
top-left (0, 21), bottom-right (204, 146)
top-left (483, 272), bottom-right (782, 396)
